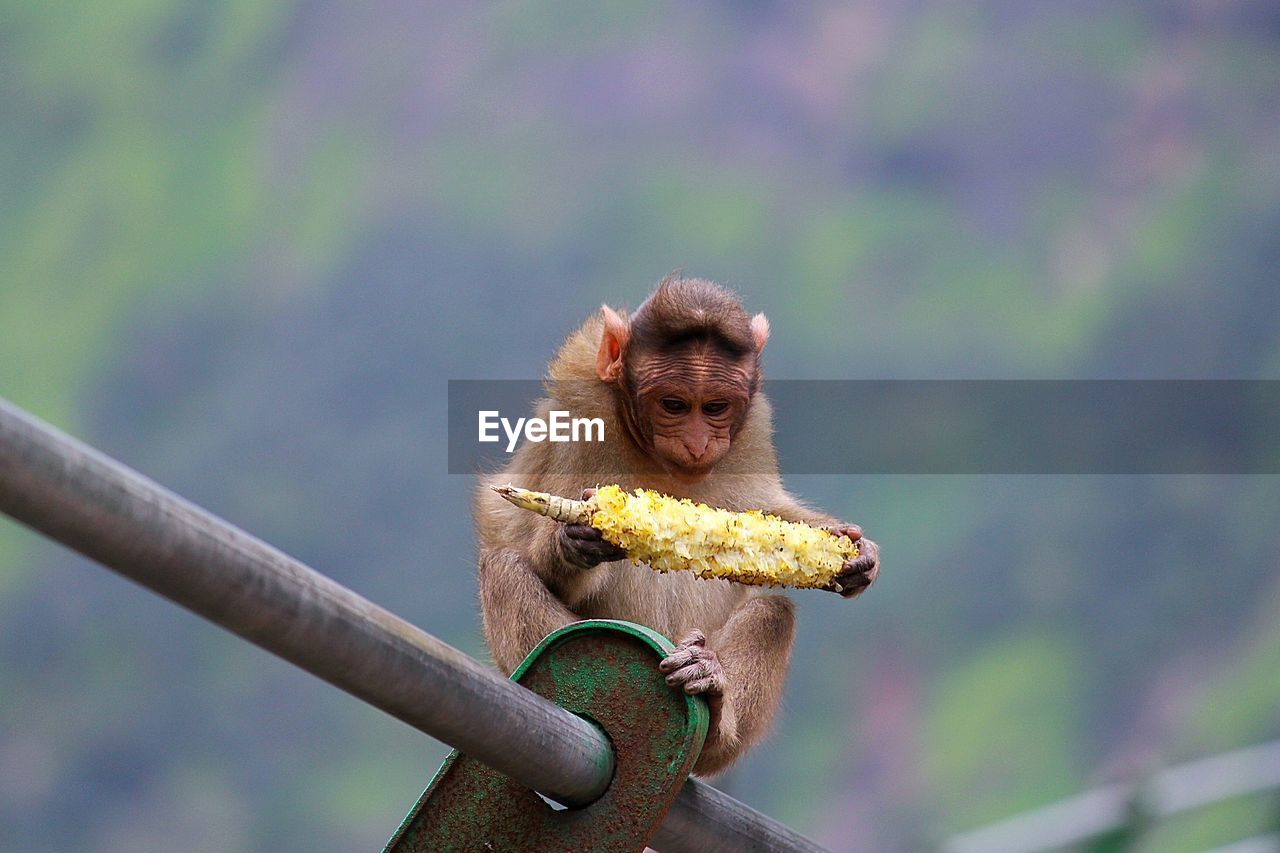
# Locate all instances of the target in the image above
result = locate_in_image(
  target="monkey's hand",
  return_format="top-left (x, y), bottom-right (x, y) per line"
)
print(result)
top-left (659, 630), bottom-right (726, 698)
top-left (824, 524), bottom-right (880, 598)
top-left (558, 523), bottom-right (626, 568)
top-left (557, 487), bottom-right (627, 569)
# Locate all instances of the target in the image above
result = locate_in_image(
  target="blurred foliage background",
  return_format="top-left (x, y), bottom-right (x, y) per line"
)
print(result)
top-left (2, 2), bottom-right (1279, 850)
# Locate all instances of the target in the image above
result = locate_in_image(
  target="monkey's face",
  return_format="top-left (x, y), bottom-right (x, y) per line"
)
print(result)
top-left (630, 350), bottom-right (755, 483)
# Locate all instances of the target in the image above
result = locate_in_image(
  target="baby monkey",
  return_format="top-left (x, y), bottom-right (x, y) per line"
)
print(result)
top-left (475, 276), bottom-right (879, 775)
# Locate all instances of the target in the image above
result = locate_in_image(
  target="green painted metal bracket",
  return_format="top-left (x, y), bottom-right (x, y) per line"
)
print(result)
top-left (385, 619), bottom-right (710, 852)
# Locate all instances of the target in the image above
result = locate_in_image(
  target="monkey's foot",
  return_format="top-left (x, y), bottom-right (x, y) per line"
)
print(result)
top-left (658, 630), bottom-right (726, 696)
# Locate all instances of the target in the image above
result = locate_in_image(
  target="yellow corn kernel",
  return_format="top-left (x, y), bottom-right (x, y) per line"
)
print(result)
top-left (492, 484), bottom-right (857, 591)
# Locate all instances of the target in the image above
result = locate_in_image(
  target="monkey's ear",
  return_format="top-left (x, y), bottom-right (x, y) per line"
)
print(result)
top-left (750, 312), bottom-right (770, 353)
top-left (596, 305), bottom-right (630, 382)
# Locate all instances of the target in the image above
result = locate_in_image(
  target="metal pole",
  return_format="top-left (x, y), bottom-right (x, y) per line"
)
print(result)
top-left (0, 397), bottom-right (827, 850)
top-left (653, 778), bottom-right (828, 853)
top-left (0, 397), bottom-right (613, 809)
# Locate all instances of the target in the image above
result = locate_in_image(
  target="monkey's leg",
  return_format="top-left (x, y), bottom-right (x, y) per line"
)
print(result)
top-left (661, 595), bottom-right (796, 776)
top-left (478, 547), bottom-right (579, 674)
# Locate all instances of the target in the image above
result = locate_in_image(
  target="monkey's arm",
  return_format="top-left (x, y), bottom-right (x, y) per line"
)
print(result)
top-left (763, 490), bottom-right (880, 599)
top-left (662, 594), bottom-right (796, 776)
top-left (758, 490), bottom-right (842, 529)
top-left (475, 489), bottom-right (626, 672)
top-left (477, 547), bottom-right (581, 674)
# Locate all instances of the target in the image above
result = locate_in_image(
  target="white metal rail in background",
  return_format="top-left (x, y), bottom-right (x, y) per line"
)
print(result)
top-left (943, 739), bottom-right (1280, 853)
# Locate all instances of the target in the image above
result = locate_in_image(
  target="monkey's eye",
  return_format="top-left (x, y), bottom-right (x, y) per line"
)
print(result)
top-left (702, 401), bottom-right (730, 416)
top-left (660, 397), bottom-right (690, 414)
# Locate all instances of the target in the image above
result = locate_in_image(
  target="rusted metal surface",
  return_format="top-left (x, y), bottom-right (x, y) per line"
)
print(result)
top-left (387, 620), bottom-right (709, 853)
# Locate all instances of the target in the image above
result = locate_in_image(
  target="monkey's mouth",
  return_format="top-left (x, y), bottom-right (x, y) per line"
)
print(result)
top-left (668, 461), bottom-right (715, 484)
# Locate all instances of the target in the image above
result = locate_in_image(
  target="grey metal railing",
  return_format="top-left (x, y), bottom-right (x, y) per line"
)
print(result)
top-left (0, 397), bottom-right (824, 853)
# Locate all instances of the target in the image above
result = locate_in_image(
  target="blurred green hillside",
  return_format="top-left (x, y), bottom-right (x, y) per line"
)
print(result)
top-left (2, 3), bottom-right (1279, 850)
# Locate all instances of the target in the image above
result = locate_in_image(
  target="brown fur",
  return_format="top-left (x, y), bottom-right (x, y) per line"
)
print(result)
top-left (629, 276), bottom-right (760, 360)
top-left (474, 277), bottom-right (846, 776)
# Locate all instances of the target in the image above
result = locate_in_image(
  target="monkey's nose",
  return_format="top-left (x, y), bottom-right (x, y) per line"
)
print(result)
top-left (685, 442), bottom-right (709, 461)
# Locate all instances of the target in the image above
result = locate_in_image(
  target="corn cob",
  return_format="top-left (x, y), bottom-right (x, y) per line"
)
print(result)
top-left (492, 483), bottom-right (858, 591)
